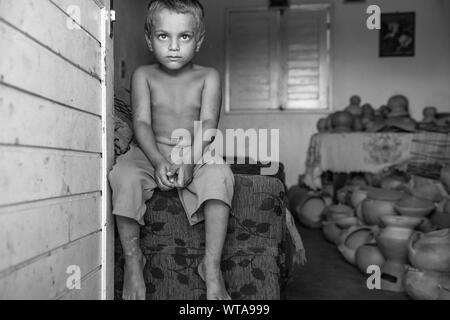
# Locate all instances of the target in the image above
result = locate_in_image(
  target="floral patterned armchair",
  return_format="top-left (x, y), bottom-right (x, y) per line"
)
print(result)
top-left (113, 98), bottom-right (293, 300)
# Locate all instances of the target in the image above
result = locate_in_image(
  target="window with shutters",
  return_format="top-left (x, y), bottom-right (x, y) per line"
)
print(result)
top-left (225, 5), bottom-right (331, 112)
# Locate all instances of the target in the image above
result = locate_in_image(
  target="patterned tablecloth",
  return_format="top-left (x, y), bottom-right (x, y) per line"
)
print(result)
top-left (304, 132), bottom-right (415, 189)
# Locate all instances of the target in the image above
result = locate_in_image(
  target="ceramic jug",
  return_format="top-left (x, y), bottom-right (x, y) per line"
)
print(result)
top-left (405, 266), bottom-right (450, 300)
top-left (408, 229), bottom-right (450, 273)
top-left (376, 216), bottom-right (422, 292)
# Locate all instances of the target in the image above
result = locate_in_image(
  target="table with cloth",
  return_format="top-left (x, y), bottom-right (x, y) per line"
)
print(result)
top-left (304, 132), bottom-right (416, 190)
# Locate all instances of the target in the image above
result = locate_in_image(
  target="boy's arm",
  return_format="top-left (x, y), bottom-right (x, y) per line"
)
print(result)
top-left (188, 69), bottom-right (222, 165)
top-left (131, 67), bottom-right (166, 167)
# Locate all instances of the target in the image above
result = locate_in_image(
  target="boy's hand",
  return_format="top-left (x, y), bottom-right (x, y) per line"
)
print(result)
top-left (171, 164), bottom-right (194, 189)
top-left (155, 160), bottom-right (175, 191)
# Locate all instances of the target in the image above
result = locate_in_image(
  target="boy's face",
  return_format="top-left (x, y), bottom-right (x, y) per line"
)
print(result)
top-left (147, 9), bottom-right (203, 71)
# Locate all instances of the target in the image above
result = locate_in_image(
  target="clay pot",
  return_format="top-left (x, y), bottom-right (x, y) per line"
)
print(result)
top-left (351, 176), bottom-right (367, 188)
top-left (377, 216), bottom-right (422, 263)
top-left (387, 95), bottom-right (409, 116)
top-left (322, 221), bottom-right (344, 244)
top-left (331, 111), bottom-right (354, 130)
top-left (355, 243), bottom-right (385, 274)
top-left (377, 216), bottom-right (422, 292)
top-left (288, 186), bottom-right (327, 229)
top-left (408, 229), bottom-right (450, 272)
top-left (337, 226), bottom-right (377, 265)
top-left (380, 175), bottom-right (407, 190)
top-left (337, 186), bottom-right (356, 205)
top-left (405, 266), bottom-right (450, 300)
top-left (353, 116), bottom-right (364, 131)
top-left (423, 106), bottom-right (438, 118)
top-left (350, 186), bottom-right (376, 209)
top-left (362, 103), bottom-right (375, 118)
top-left (325, 115), bottom-right (333, 131)
top-left (345, 105), bottom-right (362, 118)
top-left (361, 189), bottom-right (405, 225)
top-left (412, 176), bottom-right (446, 203)
top-left (335, 216), bottom-right (359, 229)
top-left (394, 196), bottom-right (435, 218)
top-left (350, 95), bottom-right (361, 106)
top-left (323, 204), bottom-right (354, 221)
top-left (317, 118), bottom-right (327, 133)
top-left (418, 217), bottom-right (436, 233)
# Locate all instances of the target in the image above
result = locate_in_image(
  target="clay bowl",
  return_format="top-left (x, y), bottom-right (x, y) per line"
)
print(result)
top-left (380, 215), bottom-right (423, 230)
top-left (322, 221), bottom-right (343, 244)
top-left (395, 197), bottom-right (435, 218)
top-left (335, 216), bottom-right (360, 229)
top-left (355, 243), bottom-right (385, 274)
top-left (324, 205), bottom-right (354, 221)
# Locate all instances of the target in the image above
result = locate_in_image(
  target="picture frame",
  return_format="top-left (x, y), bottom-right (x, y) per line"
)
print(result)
top-left (379, 12), bottom-right (415, 57)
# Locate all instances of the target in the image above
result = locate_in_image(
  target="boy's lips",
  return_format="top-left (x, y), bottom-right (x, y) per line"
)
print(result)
top-left (167, 56), bottom-right (182, 61)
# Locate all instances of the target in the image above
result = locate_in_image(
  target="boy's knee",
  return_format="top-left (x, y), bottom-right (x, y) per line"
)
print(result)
top-left (203, 164), bottom-right (234, 184)
top-left (109, 163), bottom-right (140, 188)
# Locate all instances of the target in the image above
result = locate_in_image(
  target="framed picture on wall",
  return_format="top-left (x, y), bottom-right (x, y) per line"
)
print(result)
top-left (379, 12), bottom-right (415, 57)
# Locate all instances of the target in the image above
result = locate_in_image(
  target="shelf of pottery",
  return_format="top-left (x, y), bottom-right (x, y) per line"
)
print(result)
top-left (287, 166), bottom-right (450, 300)
top-left (316, 94), bottom-right (450, 134)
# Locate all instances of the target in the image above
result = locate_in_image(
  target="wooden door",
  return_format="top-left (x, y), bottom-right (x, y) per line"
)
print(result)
top-left (0, 0), bottom-right (114, 299)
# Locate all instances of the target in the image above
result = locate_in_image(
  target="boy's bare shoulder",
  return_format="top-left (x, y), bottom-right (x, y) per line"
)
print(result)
top-left (192, 65), bottom-right (220, 84)
top-left (132, 64), bottom-right (161, 80)
top-left (193, 65), bottom-right (219, 77)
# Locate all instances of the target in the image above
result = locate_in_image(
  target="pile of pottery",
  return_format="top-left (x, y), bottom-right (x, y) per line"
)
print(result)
top-left (316, 94), bottom-right (450, 134)
top-left (289, 169), bottom-right (450, 299)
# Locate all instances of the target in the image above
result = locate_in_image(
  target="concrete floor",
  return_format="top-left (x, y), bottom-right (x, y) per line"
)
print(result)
top-left (285, 224), bottom-right (410, 300)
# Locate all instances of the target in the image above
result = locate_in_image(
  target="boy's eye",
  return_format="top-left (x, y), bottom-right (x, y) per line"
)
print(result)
top-left (157, 34), bottom-right (167, 40)
top-left (181, 34), bottom-right (191, 40)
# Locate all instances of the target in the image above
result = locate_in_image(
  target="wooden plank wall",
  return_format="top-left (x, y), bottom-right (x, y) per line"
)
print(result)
top-left (0, 0), bottom-right (108, 299)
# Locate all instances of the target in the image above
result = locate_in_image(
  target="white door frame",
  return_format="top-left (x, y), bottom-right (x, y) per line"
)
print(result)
top-left (100, 0), bottom-right (115, 300)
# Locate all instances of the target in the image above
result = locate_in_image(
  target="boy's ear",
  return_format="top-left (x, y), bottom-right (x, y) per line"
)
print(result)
top-left (195, 33), bottom-right (205, 52)
top-left (145, 33), bottom-right (154, 52)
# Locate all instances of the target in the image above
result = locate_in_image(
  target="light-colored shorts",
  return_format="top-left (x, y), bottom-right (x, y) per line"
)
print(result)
top-left (108, 143), bottom-right (235, 226)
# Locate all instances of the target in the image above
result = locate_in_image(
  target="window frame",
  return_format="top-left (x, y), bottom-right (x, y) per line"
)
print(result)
top-left (224, 4), bottom-right (332, 115)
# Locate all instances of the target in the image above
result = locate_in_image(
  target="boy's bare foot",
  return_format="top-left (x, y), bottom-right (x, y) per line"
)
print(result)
top-left (197, 258), bottom-right (231, 300)
top-left (122, 252), bottom-right (147, 300)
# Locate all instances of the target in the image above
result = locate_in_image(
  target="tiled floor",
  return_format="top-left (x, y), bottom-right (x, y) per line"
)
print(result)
top-left (285, 224), bottom-right (410, 300)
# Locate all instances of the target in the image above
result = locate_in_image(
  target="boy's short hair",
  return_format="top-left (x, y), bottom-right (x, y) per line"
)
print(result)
top-left (145, 0), bottom-right (205, 38)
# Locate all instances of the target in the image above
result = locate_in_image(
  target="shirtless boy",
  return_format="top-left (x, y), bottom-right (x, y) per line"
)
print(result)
top-left (109, 0), bottom-right (234, 300)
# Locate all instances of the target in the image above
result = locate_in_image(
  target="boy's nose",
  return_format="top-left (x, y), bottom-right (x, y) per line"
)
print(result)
top-left (169, 39), bottom-right (180, 51)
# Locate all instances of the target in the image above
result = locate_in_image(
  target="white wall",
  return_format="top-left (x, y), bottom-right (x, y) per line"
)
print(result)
top-left (195, 0), bottom-right (450, 187)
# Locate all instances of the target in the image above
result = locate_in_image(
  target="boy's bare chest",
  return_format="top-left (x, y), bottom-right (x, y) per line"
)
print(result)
top-left (150, 78), bottom-right (204, 113)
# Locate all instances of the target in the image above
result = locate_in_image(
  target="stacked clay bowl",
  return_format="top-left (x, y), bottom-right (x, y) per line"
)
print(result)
top-left (361, 189), bottom-right (406, 226)
top-left (395, 196), bottom-right (436, 233)
top-left (394, 197), bottom-right (435, 218)
top-left (337, 225), bottom-right (377, 265)
top-left (322, 205), bottom-right (356, 244)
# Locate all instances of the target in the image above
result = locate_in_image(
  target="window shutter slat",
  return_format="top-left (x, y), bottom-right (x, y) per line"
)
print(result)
top-left (227, 11), bottom-right (273, 110)
top-left (281, 9), bottom-right (329, 109)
